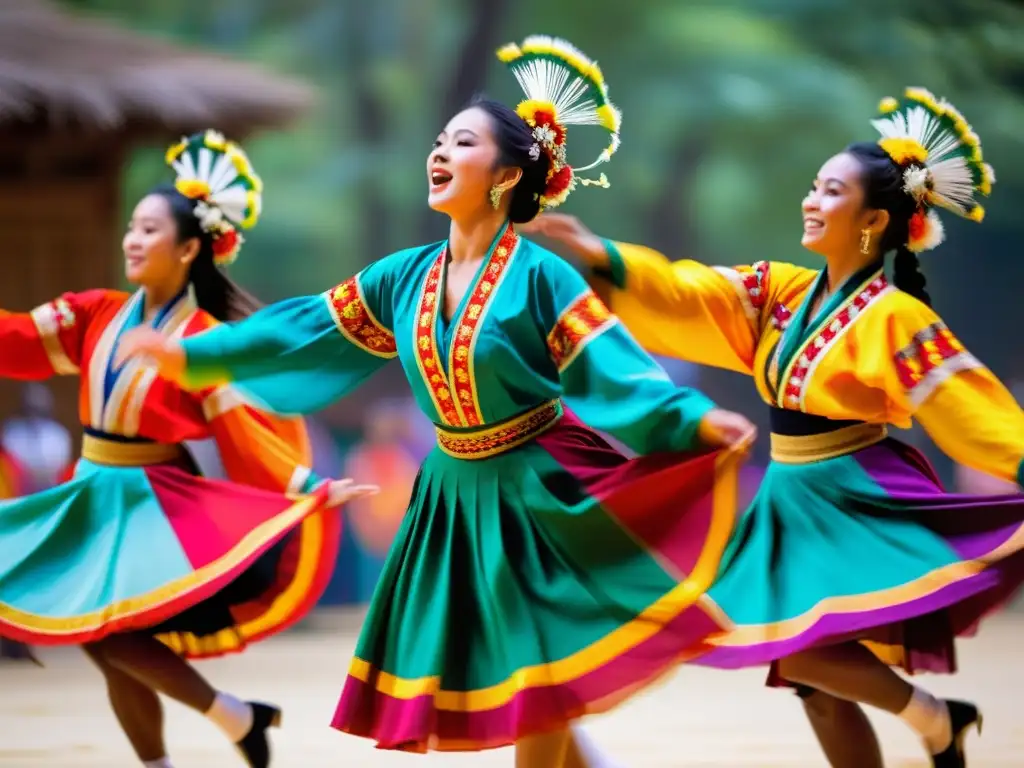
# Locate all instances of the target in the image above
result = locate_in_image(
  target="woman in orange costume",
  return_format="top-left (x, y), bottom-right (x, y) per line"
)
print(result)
top-left (0, 131), bottom-right (375, 768)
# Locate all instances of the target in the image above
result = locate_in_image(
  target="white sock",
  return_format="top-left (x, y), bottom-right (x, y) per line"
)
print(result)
top-left (570, 725), bottom-right (626, 768)
top-left (899, 687), bottom-right (952, 753)
top-left (206, 691), bottom-right (254, 743)
top-left (143, 759), bottom-right (174, 768)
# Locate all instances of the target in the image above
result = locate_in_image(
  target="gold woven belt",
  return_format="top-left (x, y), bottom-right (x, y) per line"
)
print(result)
top-left (435, 400), bottom-right (562, 460)
top-left (81, 434), bottom-right (185, 467)
top-left (770, 422), bottom-right (888, 464)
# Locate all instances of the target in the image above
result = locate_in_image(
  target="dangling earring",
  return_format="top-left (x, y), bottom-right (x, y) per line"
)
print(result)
top-left (489, 185), bottom-right (503, 210)
top-left (860, 228), bottom-right (872, 255)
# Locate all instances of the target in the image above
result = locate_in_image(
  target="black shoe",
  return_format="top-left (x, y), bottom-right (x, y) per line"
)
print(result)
top-left (931, 700), bottom-right (982, 768)
top-left (236, 702), bottom-right (282, 768)
top-left (0, 640), bottom-right (42, 666)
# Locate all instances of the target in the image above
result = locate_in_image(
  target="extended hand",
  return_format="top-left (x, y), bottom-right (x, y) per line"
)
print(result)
top-left (698, 408), bottom-right (757, 451)
top-left (520, 213), bottom-right (608, 267)
top-left (115, 327), bottom-right (186, 380)
top-left (325, 478), bottom-right (380, 507)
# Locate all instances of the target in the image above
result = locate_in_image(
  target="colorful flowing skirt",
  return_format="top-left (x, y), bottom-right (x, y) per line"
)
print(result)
top-left (331, 406), bottom-right (746, 752)
top-left (683, 412), bottom-right (1024, 684)
top-left (0, 438), bottom-right (339, 659)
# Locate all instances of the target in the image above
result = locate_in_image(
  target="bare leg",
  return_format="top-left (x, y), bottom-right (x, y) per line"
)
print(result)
top-left (515, 729), bottom-right (571, 768)
top-left (91, 632), bottom-right (215, 712)
top-left (798, 686), bottom-right (884, 768)
top-left (779, 642), bottom-right (953, 756)
top-left (563, 734), bottom-right (590, 768)
top-left (778, 643), bottom-right (912, 713)
top-left (93, 632), bottom-right (277, 765)
top-left (84, 644), bottom-right (167, 762)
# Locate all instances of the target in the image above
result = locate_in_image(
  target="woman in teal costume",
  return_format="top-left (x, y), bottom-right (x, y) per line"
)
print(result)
top-left (119, 36), bottom-right (755, 767)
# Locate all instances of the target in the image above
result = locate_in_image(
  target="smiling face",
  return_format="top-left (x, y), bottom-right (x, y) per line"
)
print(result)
top-left (801, 152), bottom-right (888, 259)
top-left (427, 106), bottom-right (514, 220)
top-left (122, 193), bottom-right (199, 289)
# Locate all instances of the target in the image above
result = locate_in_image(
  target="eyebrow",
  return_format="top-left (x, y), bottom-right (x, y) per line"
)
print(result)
top-left (816, 177), bottom-right (849, 189)
top-left (436, 129), bottom-right (480, 139)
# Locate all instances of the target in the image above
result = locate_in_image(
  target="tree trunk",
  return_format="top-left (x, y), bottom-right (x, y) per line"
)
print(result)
top-left (417, 0), bottom-right (511, 242)
top-left (645, 132), bottom-right (710, 259)
top-left (344, 7), bottom-right (392, 261)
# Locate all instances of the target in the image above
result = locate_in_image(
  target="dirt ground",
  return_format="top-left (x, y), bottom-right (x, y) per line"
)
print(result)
top-left (2, 609), bottom-right (1021, 767)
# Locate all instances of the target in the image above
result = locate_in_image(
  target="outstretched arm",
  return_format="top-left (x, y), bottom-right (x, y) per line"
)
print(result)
top-left (0, 290), bottom-right (113, 380)
top-left (524, 213), bottom-right (814, 374)
top-left (118, 260), bottom-right (398, 417)
top-left (537, 256), bottom-right (755, 455)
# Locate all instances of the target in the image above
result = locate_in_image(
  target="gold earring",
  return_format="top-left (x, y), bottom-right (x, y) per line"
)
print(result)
top-left (860, 228), bottom-right (872, 255)
top-left (489, 185), bottom-right (503, 210)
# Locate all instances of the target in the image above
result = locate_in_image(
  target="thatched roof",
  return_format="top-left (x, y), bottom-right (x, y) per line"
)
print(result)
top-left (0, 0), bottom-right (315, 134)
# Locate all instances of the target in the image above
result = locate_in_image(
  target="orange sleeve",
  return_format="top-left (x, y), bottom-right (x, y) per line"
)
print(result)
top-left (0, 290), bottom-right (111, 379)
top-left (200, 385), bottom-right (323, 493)
top-left (188, 312), bottom-right (325, 494)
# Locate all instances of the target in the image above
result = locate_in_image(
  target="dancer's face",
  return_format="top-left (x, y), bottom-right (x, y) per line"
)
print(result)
top-left (801, 152), bottom-right (886, 259)
top-left (427, 106), bottom-right (511, 220)
top-left (122, 194), bottom-right (198, 288)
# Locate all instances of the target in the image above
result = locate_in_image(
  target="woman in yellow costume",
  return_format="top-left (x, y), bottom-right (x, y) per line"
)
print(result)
top-left (526, 89), bottom-right (1018, 768)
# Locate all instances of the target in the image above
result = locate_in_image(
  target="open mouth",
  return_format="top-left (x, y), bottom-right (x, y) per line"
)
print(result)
top-left (430, 169), bottom-right (453, 188)
top-left (803, 218), bottom-right (824, 233)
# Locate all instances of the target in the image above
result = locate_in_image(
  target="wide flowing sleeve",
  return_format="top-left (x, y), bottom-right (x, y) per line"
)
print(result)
top-left (591, 240), bottom-right (814, 375)
top-left (537, 256), bottom-right (718, 455)
top-left (879, 296), bottom-right (1024, 486)
top-left (180, 256), bottom-right (398, 416)
top-left (0, 290), bottom-right (112, 379)
top-left (190, 310), bottom-right (326, 493)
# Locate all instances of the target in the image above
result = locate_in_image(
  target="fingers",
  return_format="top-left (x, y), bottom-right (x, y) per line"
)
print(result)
top-left (325, 479), bottom-right (381, 507)
top-left (114, 329), bottom-right (156, 367)
top-left (347, 484), bottom-right (381, 497)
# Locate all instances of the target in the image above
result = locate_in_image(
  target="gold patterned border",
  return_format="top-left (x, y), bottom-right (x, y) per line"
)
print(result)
top-left (413, 253), bottom-right (460, 426)
top-left (326, 275), bottom-right (397, 359)
top-left (547, 288), bottom-right (616, 372)
top-left (29, 298), bottom-right (80, 375)
top-left (447, 224), bottom-right (520, 427)
top-left (435, 400), bottom-right (561, 460)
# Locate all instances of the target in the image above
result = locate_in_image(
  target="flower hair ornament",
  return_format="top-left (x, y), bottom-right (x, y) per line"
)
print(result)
top-left (871, 87), bottom-right (995, 253)
top-left (497, 36), bottom-right (621, 209)
top-left (164, 130), bottom-right (263, 266)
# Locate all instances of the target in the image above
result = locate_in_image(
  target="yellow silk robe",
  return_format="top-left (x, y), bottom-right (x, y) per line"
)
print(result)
top-left (595, 240), bottom-right (1024, 485)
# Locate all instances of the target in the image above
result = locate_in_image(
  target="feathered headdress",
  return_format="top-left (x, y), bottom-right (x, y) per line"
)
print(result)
top-left (497, 36), bottom-right (621, 209)
top-left (871, 87), bottom-right (995, 253)
top-left (164, 130), bottom-right (263, 266)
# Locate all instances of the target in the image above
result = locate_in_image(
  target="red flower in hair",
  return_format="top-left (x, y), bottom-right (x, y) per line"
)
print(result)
top-left (545, 165), bottom-right (574, 199)
top-left (212, 227), bottom-right (239, 262)
top-left (908, 209), bottom-right (927, 242)
top-left (544, 119), bottom-right (566, 146)
top-left (532, 109), bottom-right (556, 128)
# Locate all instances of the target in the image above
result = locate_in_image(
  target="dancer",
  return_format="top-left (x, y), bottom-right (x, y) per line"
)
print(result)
top-left (0, 131), bottom-right (376, 768)
top-left (118, 36), bottom-right (755, 768)
top-left (525, 87), bottom-right (1019, 768)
